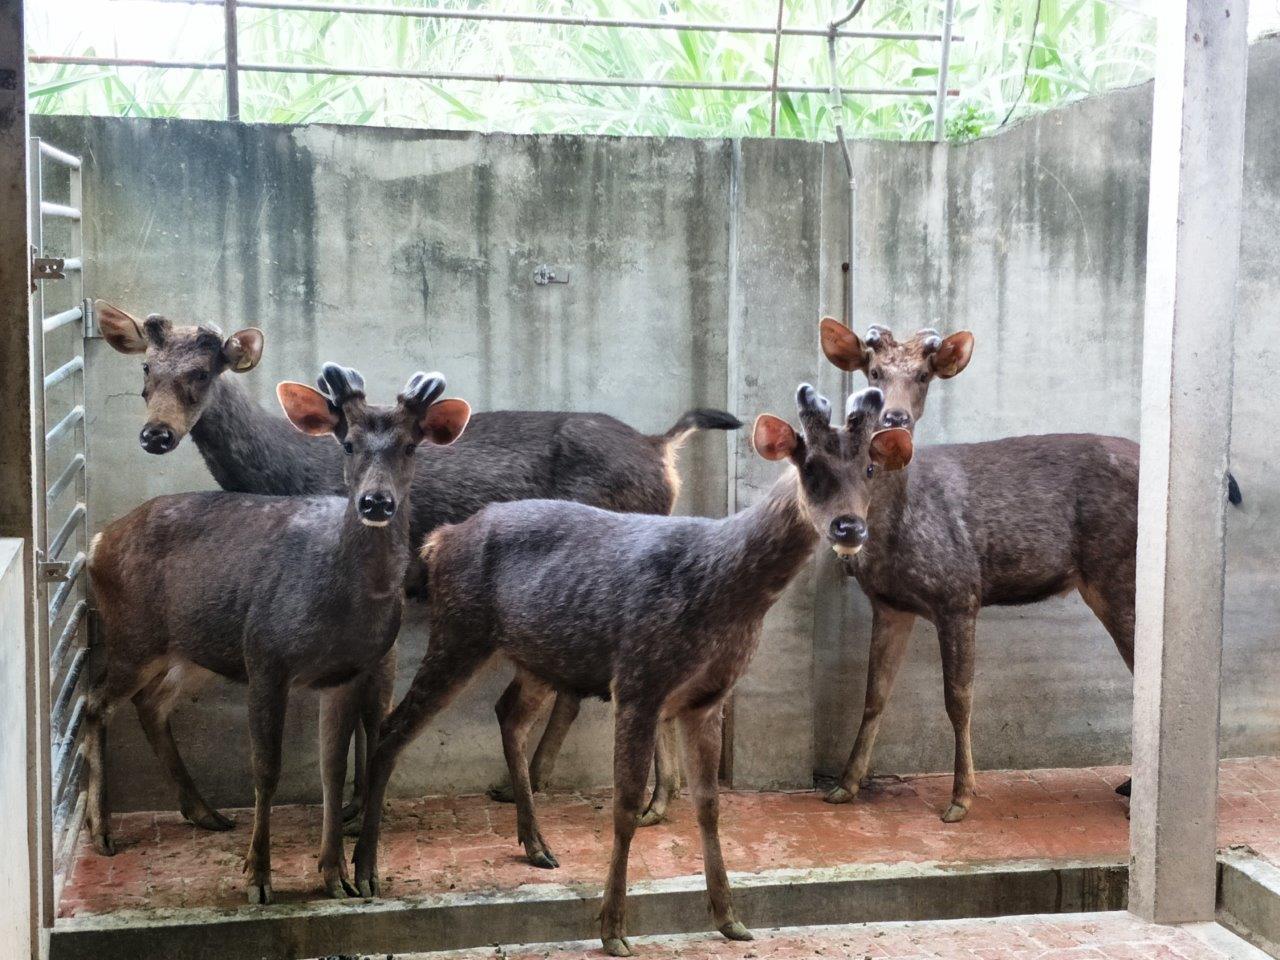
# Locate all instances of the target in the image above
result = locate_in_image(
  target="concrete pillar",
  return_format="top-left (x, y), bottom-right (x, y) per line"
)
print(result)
top-left (0, 1), bottom-right (44, 953)
top-left (1129, 0), bottom-right (1249, 924)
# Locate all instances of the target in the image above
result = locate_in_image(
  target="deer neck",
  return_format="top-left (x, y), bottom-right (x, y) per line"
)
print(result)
top-left (190, 377), bottom-right (341, 495)
top-left (722, 471), bottom-right (819, 600)
top-left (339, 499), bottom-right (412, 601)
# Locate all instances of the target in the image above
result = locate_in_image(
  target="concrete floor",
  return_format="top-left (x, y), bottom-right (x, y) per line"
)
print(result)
top-left (58, 757), bottom-right (1280, 917)
top-left (414, 914), bottom-right (1268, 960)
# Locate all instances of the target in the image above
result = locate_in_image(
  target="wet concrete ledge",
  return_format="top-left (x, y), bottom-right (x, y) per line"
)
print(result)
top-left (47, 857), bottom-right (1129, 960)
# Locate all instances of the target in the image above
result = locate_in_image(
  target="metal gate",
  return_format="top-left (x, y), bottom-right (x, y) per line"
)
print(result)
top-left (27, 137), bottom-right (91, 902)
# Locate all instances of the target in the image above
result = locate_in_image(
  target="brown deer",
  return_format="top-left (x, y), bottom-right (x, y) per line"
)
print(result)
top-left (95, 301), bottom-right (738, 829)
top-left (351, 384), bottom-right (914, 956)
top-left (84, 365), bottom-right (469, 902)
top-left (817, 318), bottom-right (1240, 818)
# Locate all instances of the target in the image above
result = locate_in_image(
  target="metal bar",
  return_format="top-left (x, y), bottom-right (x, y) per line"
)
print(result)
top-left (225, 0), bottom-right (240, 120)
top-left (832, 0), bottom-right (870, 31)
top-left (53, 786), bottom-right (86, 904)
top-left (45, 454), bottom-right (84, 507)
top-left (44, 405), bottom-right (83, 450)
top-left (61, 257), bottom-right (82, 272)
top-left (41, 305), bottom-right (82, 335)
top-left (47, 554), bottom-right (85, 626)
top-left (50, 648), bottom-right (87, 735)
top-left (210, 0), bottom-right (964, 41)
top-left (28, 53), bottom-right (226, 69)
top-left (51, 697), bottom-right (85, 802)
top-left (49, 600), bottom-right (87, 683)
top-left (44, 355), bottom-right (83, 391)
top-left (27, 54), bottom-right (957, 96)
top-left (38, 141), bottom-right (81, 169)
top-left (39, 201), bottom-right (80, 221)
top-left (827, 12), bottom-right (858, 408)
top-left (47, 504), bottom-right (84, 562)
top-left (768, 0), bottom-right (785, 137)
top-left (933, 0), bottom-right (956, 142)
top-left (52, 748), bottom-right (84, 821)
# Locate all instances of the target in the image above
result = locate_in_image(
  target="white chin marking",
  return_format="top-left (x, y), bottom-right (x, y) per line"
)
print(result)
top-left (832, 544), bottom-right (862, 558)
top-left (360, 518), bottom-right (390, 528)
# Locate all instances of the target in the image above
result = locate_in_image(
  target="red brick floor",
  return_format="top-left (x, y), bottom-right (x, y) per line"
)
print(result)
top-left (58, 757), bottom-right (1280, 918)
top-left (423, 914), bottom-right (1256, 960)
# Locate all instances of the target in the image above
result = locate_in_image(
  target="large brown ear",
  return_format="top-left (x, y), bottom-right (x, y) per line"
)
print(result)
top-left (819, 317), bottom-right (869, 372)
top-left (223, 328), bottom-right (265, 373)
top-left (277, 382), bottom-right (340, 436)
top-left (421, 398), bottom-right (470, 446)
top-left (752, 414), bottom-right (799, 462)
top-left (96, 300), bottom-right (148, 354)
top-left (869, 428), bottom-right (914, 471)
top-left (931, 331), bottom-right (974, 379)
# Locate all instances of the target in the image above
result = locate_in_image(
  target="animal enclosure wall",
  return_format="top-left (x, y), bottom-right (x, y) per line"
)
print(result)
top-left (34, 35), bottom-right (1280, 810)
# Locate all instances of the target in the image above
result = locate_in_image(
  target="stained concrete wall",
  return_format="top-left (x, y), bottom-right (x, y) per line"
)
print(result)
top-left (31, 35), bottom-right (1280, 810)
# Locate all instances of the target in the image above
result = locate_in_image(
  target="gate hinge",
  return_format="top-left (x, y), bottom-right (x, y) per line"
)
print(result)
top-left (31, 250), bottom-right (66, 289)
top-left (532, 264), bottom-right (569, 286)
top-left (37, 552), bottom-right (71, 582)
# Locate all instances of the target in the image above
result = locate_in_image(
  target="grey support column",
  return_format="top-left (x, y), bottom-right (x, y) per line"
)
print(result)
top-left (1129, 0), bottom-right (1249, 924)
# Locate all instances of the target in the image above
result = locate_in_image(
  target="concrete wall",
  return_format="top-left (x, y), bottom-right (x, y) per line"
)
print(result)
top-left (0, 541), bottom-right (36, 958)
top-left (32, 35), bottom-right (1280, 810)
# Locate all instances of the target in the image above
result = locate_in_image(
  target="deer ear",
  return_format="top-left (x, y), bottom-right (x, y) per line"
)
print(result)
top-left (752, 414), bottom-right (800, 462)
top-left (420, 398), bottom-right (470, 446)
top-left (277, 382), bottom-right (340, 436)
top-left (869, 428), bottom-right (914, 471)
top-left (96, 301), bottom-right (148, 354)
top-left (820, 317), bottom-right (869, 372)
top-left (224, 328), bottom-right (264, 373)
top-left (931, 331), bottom-right (974, 379)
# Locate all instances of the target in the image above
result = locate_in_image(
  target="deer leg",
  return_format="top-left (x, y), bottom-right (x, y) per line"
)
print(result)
top-left (83, 660), bottom-right (157, 856)
top-left (344, 647), bottom-right (396, 832)
top-left (529, 690), bottom-right (581, 792)
top-left (132, 670), bottom-right (234, 832)
top-left (495, 670), bottom-right (558, 868)
top-left (679, 703), bottom-right (751, 944)
top-left (318, 680), bottom-right (362, 898)
top-left (353, 635), bottom-right (494, 898)
top-left (600, 702), bottom-right (660, 958)
top-left (243, 669), bottom-right (289, 904)
top-left (936, 613), bottom-right (978, 823)
top-left (827, 605), bottom-right (916, 804)
top-left (638, 717), bottom-right (681, 827)
top-left (1079, 579), bottom-right (1136, 796)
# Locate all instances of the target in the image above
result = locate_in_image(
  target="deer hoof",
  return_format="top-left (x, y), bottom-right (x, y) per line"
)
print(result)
top-left (487, 782), bottom-right (517, 804)
top-left (92, 834), bottom-right (116, 857)
top-left (1115, 778), bottom-right (1132, 798)
top-left (355, 874), bottom-right (380, 898)
top-left (323, 875), bottom-right (357, 899)
top-left (636, 808), bottom-right (666, 828)
top-left (719, 921), bottom-right (754, 942)
top-left (340, 798), bottom-right (363, 823)
top-left (185, 807), bottom-right (236, 832)
top-left (941, 802), bottom-right (970, 823)
top-left (246, 881), bottom-right (273, 905)
top-left (342, 815), bottom-right (363, 838)
top-left (824, 786), bottom-right (856, 804)
top-left (602, 937), bottom-right (633, 957)
top-left (528, 848), bottom-right (560, 869)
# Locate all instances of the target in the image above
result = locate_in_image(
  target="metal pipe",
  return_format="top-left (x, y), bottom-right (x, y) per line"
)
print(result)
top-left (44, 405), bottom-right (83, 450)
top-left (48, 504), bottom-right (85, 561)
top-left (38, 141), bottom-right (81, 169)
top-left (44, 355), bottom-right (82, 391)
top-left (831, 0), bottom-right (870, 31)
top-left (51, 648), bottom-right (86, 730)
top-left (225, 0), bottom-right (240, 120)
top-left (190, 0), bottom-right (962, 42)
top-left (42, 304), bottom-right (82, 335)
top-left (39, 200), bottom-right (80, 221)
top-left (45, 454), bottom-right (84, 508)
top-left (48, 553), bottom-right (85, 627)
top-left (827, 10), bottom-right (860, 404)
top-left (768, 0), bottom-right (785, 137)
top-left (49, 599), bottom-right (87, 681)
top-left (51, 697), bottom-right (85, 798)
top-left (933, 0), bottom-right (957, 142)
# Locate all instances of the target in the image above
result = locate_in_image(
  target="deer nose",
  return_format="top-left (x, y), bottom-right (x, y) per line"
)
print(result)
top-left (829, 515), bottom-right (868, 546)
top-left (881, 409), bottom-right (913, 430)
top-left (358, 492), bottom-right (396, 523)
top-left (139, 423), bottom-right (176, 454)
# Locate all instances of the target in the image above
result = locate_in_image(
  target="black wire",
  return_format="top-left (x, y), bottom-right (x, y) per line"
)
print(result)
top-left (1000, 0), bottom-right (1045, 127)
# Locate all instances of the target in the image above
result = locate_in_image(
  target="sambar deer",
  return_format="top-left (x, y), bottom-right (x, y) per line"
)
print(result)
top-left (96, 301), bottom-right (740, 829)
top-left (351, 384), bottom-right (915, 956)
top-left (85, 365), bottom-right (469, 902)
top-left (818, 318), bottom-right (1240, 819)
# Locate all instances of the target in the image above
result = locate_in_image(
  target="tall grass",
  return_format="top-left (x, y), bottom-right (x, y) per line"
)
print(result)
top-left (27, 0), bottom-right (1156, 140)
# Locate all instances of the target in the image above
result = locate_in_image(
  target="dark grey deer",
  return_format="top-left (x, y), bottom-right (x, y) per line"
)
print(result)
top-left (95, 300), bottom-right (739, 828)
top-left (84, 365), bottom-right (470, 902)
top-left (351, 385), bottom-right (914, 957)
top-left (817, 318), bottom-right (1240, 819)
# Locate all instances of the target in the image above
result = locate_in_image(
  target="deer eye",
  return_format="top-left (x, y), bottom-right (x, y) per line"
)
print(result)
top-left (866, 464), bottom-right (875, 478)
top-left (404, 443), bottom-right (417, 457)
top-left (141, 362), bottom-right (150, 375)
top-left (342, 441), bottom-right (354, 455)
top-left (869, 369), bottom-right (881, 381)
top-left (193, 370), bottom-right (208, 384)
top-left (917, 371), bottom-right (929, 383)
